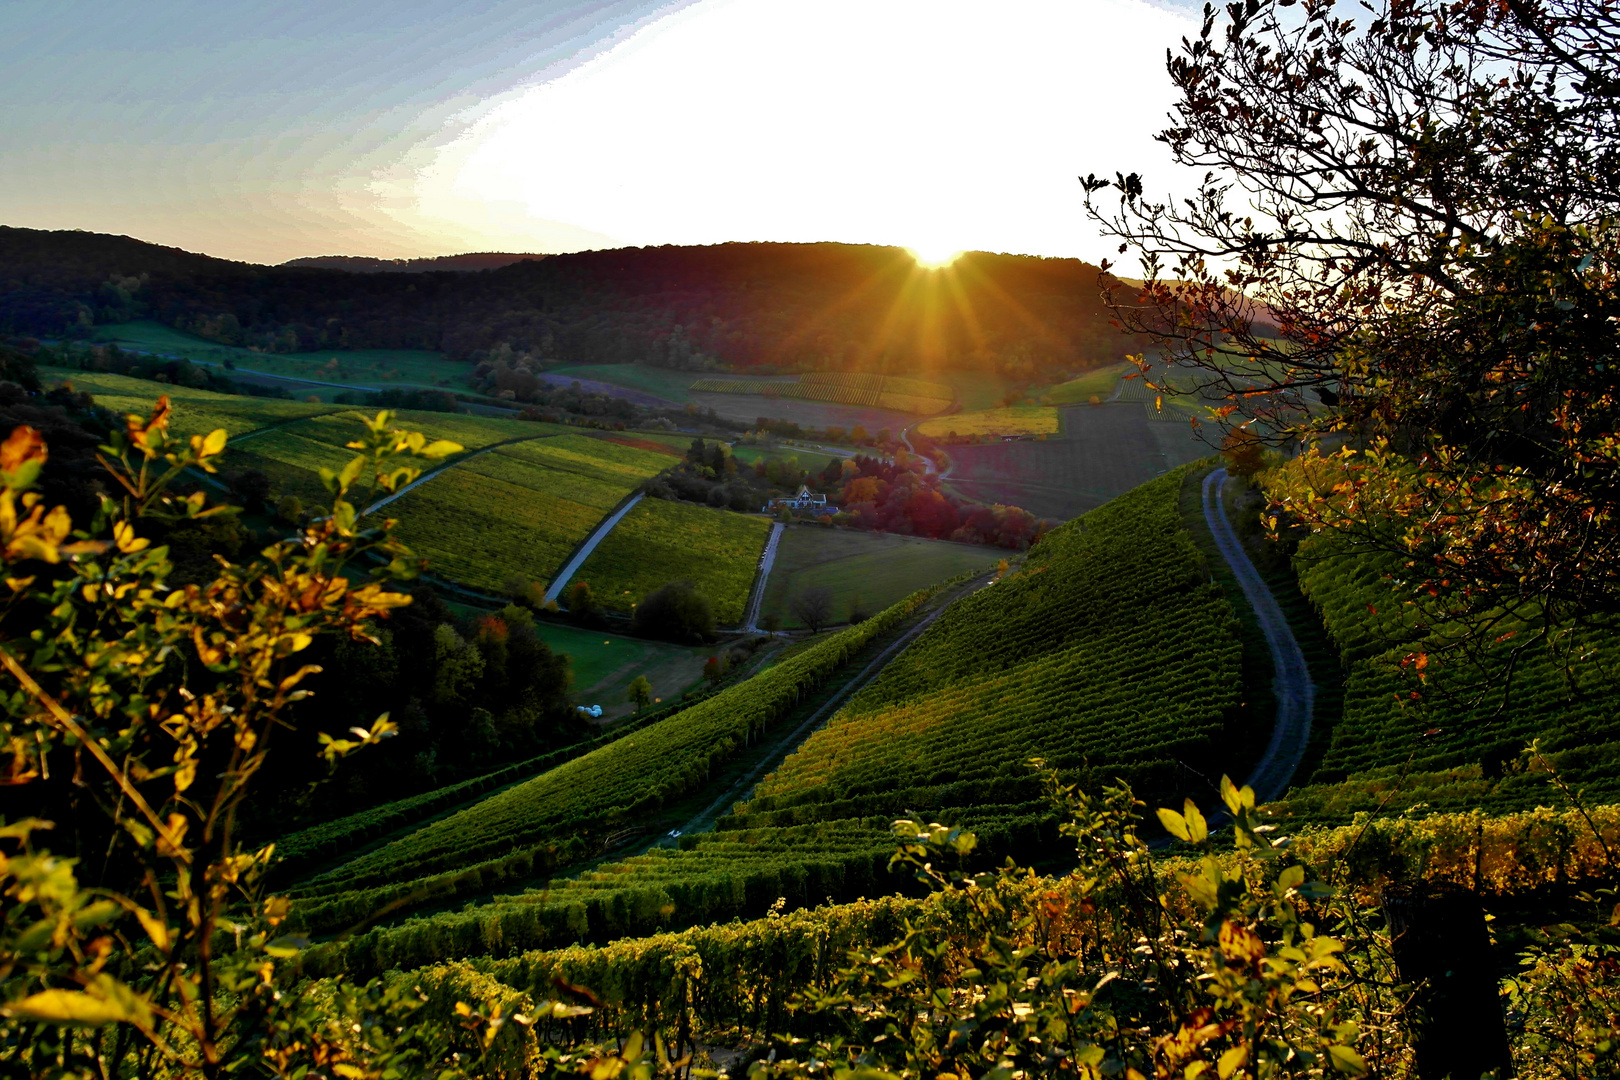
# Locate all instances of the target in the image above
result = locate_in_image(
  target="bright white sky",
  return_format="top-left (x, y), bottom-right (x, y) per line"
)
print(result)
top-left (1, 0), bottom-right (1195, 264)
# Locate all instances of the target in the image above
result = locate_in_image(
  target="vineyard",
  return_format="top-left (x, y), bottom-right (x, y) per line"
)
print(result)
top-left (40, 367), bottom-right (340, 438)
top-left (289, 591), bottom-right (938, 970)
top-left (1267, 470), bottom-right (1620, 821)
top-left (574, 498), bottom-right (772, 623)
top-left (297, 468), bottom-right (1255, 979)
top-left (350, 797), bottom-right (1620, 1062)
top-left (689, 371), bottom-right (954, 415)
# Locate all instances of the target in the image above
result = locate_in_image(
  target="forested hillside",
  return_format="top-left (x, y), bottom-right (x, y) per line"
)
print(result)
top-left (0, 227), bottom-right (1134, 377)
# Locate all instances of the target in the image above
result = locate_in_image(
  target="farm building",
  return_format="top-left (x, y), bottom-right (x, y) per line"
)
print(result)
top-left (765, 485), bottom-right (834, 512)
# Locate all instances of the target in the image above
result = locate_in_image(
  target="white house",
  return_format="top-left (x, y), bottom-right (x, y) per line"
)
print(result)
top-left (765, 484), bottom-right (831, 512)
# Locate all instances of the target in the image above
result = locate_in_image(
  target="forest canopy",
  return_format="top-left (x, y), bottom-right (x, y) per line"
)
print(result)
top-left (0, 231), bottom-right (1136, 379)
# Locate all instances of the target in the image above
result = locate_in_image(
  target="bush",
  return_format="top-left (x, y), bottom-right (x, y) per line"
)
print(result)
top-left (632, 580), bottom-right (715, 642)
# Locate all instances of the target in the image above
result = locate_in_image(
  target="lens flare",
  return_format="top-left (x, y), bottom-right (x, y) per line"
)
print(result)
top-left (907, 244), bottom-right (962, 270)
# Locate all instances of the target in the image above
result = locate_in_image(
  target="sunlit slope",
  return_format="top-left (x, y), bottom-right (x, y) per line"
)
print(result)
top-left (384, 434), bottom-right (679, 593)
top-left (746, 466), bottom-right (1245, 815)
top-left (1277, 528), bottom-right (1620, 821)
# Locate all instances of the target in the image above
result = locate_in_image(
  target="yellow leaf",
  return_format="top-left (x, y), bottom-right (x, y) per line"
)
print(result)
top-left (202, 428), bottom-right (228, 456)
top-left (134, 908), bottom-right (170, 952)
top-left (1182, 798), bottom-right (1208, 843)
top-left (332, 1065), bottom-right (369, 1079)
top-left (1218, 1044), bottom-right (1247, 1079)
top-left (4, 988), bottom-right (138, 1026)
top-left (420, 439), bottom-right (463, 459)
top-left (1156, 807), bottom-right (1190, 842)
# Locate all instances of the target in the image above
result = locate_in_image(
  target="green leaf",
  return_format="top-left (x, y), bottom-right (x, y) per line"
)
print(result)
top-left (1156, 807), bottom-right (1190, 841)
top-left (71, 900), bottom-right (121, 929)
top-left (1328, 1044), bottom-right (1369, 1076)
top-left (13, 918), bottom-right (55, 953)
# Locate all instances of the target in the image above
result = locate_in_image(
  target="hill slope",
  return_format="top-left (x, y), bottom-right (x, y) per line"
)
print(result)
top-left (0, 227), bottom-right (1133, 376)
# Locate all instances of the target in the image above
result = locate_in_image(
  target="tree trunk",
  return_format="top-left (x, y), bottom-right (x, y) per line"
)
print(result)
top-left (1382, 883), bottom-right (1514, 1079)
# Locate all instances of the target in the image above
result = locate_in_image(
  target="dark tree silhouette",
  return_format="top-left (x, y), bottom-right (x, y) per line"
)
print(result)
top-left (792, 586), bottom-right (836, 633)
top-left (1087, 0), bottom-right (1620, 658)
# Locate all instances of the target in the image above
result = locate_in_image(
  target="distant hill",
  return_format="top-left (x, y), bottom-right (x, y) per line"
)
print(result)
top-left (281, 253), bottom-right (547, 273)
top-left (0, 226), bottom-right (1136, 377)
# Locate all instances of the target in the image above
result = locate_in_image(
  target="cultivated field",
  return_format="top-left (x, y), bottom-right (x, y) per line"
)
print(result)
top-left (687, 391), bottom-right (916, 434)
top-left (915, 405), bottom-right (1059, 439)
top-left (40, 367), bottom-right (340, 438)
top-left (574, 498), bottom-right (773, 623)
top-left (940, 403), bottom-right (1210, 521)
top-left (383, 434), bottom-right (675, 594)
top-left (759, 526), bottom-right (997, 627)
top-left (1276, 519), bottom-right (1620, 821)
top-left (546, 364), bottom-right (699, 405)
top-left (730, 443), bottom-right (846, 474)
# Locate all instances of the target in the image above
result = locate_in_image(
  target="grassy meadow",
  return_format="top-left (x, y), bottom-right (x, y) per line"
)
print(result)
top-left (759, 525), bottom-right (997, 628)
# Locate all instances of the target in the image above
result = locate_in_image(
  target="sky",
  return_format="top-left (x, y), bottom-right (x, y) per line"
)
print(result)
top-left (0, 0), bottom-right (1195, 266)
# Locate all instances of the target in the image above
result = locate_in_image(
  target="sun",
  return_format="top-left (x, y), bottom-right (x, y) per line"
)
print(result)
top-left (907, 243), bottom-right (963, 270)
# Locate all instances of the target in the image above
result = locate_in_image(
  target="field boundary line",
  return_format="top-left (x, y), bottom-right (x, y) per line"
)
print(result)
top-left (1202, 467), bottom-right (1315, 801)
top-left (741, 521), bottom-right (785, 632)
top-left (543, 492), bottom-right (645, 604)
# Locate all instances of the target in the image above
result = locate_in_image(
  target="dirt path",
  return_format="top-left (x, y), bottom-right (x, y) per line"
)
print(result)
top-left (742, 522), bottom-right (785, 631)
top-left (1201, 467), bottom-right (1315, 801)
top-left (542, 492), bottom-right (645, 604)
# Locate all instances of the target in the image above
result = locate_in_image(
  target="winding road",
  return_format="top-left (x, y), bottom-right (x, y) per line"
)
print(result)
top-left (1201, 467), bottom-right (1315, 801)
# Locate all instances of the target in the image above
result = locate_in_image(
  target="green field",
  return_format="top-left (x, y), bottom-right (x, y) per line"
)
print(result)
top-left (548, 364), bottom-right (699, 404)
top-left (729, 443), bottom-right (844, 474)
top-left (760, 526), bottom-right (996, 627)
top-left (40, 366), bottom-right (341, 439)
top-left (916, 405), bottom-right (1059, 438)
top-left (531, 622), bottom-right (708, 713)
top-left (88, 320), bottom-right (472, 392)
top-left (1040, 362), bottom-right (1131, 405)
top-left (574, 499), bottom-right (772, 623)
top-left (937, 370), bottom-right (1009, 411)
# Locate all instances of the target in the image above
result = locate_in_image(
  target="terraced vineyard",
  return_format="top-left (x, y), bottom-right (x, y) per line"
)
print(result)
top-left (690, 372), bottom-right (954, 415)
top-left (1276, 525), bottom-right (1620, 821)
top-left (293, 592), bottom-right (938, 972)
top-left (575, 498), bottom-right (772, 623)
top-left (302, 467), bottom-right (1252, 977)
